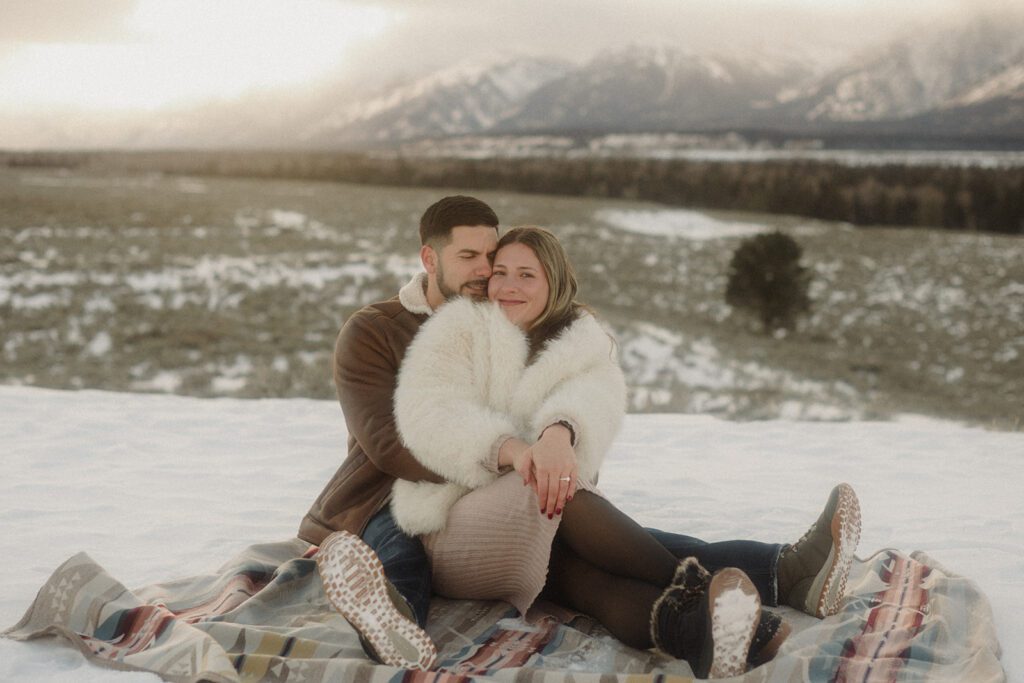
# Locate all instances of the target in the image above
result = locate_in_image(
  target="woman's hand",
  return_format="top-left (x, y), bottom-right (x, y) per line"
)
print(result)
top-left (531, 424), bottom-right (578, 518)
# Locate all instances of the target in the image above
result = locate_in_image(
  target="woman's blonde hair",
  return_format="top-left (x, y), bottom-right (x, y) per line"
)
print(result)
top-left (496, 226), bottom-right (583, 353)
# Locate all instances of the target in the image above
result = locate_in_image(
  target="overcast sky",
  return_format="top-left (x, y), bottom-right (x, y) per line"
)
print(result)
top-left (0, 0), bottom-right (1019, 114)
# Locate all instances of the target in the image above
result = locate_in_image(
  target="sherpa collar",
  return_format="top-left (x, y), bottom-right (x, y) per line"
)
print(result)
top-left (398, 272), bottom-right (433, 316)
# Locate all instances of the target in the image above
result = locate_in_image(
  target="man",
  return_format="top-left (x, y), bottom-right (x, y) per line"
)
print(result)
top-left (300, 196), bottom-right (500, 669)
top-left (301, 195), bottom-right (860, 670)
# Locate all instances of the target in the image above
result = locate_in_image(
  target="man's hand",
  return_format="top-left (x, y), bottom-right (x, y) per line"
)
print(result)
top-left (498, 437), bottom-right (535, 488)
top-left (531, 424), bottom-right (578, 518)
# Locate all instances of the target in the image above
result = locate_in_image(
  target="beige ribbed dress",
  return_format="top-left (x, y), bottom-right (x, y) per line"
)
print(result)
top-left (421, 471), bottom-right (598, 616)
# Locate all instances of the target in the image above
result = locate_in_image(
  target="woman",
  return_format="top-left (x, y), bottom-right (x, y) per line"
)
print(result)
top-left (390, 226), bottom-right (785, 678)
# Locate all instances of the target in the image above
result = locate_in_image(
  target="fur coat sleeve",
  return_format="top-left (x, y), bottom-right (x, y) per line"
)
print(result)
top-left (391, 299), bottom-right (524, 534)
top-left (394, 298), bottom-right (522, 488)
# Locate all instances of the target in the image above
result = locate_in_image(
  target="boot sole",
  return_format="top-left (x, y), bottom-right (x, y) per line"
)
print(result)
top-left (706, 568), bottom-right (760, 679)
top-left (316, 531), bottom-right (438, 670)
top-left (805, 483), bottom-right (862, 618)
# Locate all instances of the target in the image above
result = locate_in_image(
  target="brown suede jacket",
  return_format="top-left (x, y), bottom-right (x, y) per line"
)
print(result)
top-left (298, 274), bottom-right (445, 545)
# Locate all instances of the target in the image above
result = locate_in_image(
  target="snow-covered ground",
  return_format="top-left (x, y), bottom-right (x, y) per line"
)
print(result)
top-left (594, 208), bottom-right (773, 240)
top-left (1, 386), bottom-right (1021, 681)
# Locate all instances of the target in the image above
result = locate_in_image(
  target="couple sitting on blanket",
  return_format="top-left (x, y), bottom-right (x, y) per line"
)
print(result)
top-left (299, 195), bottom-right (862, 679)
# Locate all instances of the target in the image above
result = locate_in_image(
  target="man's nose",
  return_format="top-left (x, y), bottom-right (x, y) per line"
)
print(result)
top-left (474, 259), bottom-right (492, 277)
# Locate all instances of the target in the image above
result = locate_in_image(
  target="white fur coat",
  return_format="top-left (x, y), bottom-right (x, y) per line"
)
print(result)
top-left (391, 298), bottom-right (627, 535)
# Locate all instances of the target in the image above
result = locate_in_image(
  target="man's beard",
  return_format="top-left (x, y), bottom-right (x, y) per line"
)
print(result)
top-left (437, 262), bottom-right (488, 301)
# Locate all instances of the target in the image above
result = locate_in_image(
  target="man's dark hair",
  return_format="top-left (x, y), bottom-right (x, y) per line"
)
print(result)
top-left (419, 195), bottom-right (499, 246)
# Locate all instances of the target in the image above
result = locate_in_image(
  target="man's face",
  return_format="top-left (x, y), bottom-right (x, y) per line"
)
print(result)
top-left (426, 225), bottom-right (498, 303)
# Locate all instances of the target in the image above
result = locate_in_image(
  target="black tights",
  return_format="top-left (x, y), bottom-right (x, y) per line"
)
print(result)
top-left (543, 491), bottom-right (680, 649)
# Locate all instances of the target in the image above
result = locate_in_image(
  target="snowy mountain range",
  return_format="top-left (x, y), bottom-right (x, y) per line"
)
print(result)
top-left (302, 14), bottom-right (1024, 148)
top-left (493, 44), bottom-right (813, 133)
top-left (300, 57), bottom-right (572, 146)
top-left (290, 44), bottom-right (825, 147)
top-left (9, 12), bottom-right (1024, 150)
top-left (765, 13), bottom-right (1024, 137)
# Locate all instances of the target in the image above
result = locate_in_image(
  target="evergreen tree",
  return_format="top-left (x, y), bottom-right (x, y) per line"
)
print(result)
top-left (725, 231), bottom-right (811, 334)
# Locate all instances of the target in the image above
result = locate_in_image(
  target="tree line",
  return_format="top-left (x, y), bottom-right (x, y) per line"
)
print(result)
top-left (4, 149), bottom-right (1022, 234)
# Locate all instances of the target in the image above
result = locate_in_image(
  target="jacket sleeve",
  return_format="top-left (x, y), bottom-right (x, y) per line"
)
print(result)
top-left (394, 301), bottom-right (517, 489)
top-left (334, 310), bottom-right (445, 484)
top-left (530, 333), bottom-right (627, 484)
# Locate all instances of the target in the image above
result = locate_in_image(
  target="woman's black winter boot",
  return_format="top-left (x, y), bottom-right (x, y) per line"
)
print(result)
top-left (650, 558), bottom-right (761, 679)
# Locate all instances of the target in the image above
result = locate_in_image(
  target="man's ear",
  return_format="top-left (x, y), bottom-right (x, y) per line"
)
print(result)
top-left (420, 244), bottom-right (437, 275)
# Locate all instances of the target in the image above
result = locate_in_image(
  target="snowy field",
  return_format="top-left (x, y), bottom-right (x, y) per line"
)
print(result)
top-left (1, 386), bottom-right (1022, 682)
top-left (3, 169), bottom-right (1021, 425)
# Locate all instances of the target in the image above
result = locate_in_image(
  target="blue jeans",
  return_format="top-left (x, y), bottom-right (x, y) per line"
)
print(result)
top-left (361, 506), bottom-right (432, 627)
top-left (646, 528), bottom-right (784, 607)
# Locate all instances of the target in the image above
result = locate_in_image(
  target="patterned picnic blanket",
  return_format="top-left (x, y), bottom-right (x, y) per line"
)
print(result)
top-left (3, 540), bottom-right (1004, 682)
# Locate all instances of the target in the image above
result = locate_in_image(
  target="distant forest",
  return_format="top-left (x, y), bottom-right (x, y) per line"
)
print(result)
top-left (4, 150), bottom-right (1023, 235)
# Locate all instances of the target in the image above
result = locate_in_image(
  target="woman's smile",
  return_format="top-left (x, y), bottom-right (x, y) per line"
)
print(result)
top-left (488, 242), bottom-right (550, 330)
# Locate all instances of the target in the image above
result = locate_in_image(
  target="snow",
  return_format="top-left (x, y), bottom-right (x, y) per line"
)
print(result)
top-left (595, 208), bottom-right (772, 240)
top-left (310, 56), bottom-right (567, 136)
top-left (131, 371), bottom-right (182, 393)
top-left (1, 386), bottom-right (1022, 681)
top-left (699, 56), bottom-right (733, 84)
top-left (85, 331), bottom-right (112, 356)
top-left (120, 256), bottom-right (379, 304)
top-left (211, 355), bottom-right (255, 393)
top-left (7, 291), bottom-right (66, 310)
top-left (268, 209), bottom-right (308, 229)
top-left (952, 64), bottom-right (1024, 107)
top-left (175, 179), bottom-right (208, 195)
top-left (616, 322), bottom-right (860, 418)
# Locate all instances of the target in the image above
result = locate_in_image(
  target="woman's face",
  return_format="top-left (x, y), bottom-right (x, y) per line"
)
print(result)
top-left (488, 242), bottom-right (550, 330)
